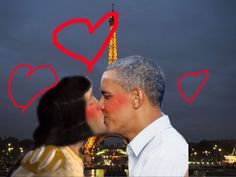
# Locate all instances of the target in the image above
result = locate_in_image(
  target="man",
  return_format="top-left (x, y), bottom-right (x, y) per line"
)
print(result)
top-left (100, 55), bottom-right (188, 176)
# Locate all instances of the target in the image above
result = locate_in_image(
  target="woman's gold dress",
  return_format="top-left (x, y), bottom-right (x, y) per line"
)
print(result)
top-left (11, 144), bottom-right (84, 177)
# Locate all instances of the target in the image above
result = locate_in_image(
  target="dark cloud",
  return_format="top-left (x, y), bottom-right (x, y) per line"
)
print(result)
top-left (0, 0), bottom-right (236, 142)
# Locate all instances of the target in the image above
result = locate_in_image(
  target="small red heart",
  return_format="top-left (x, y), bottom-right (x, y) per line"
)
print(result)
top-left (178, 70), bottom-right (209, 103)
top-left (8, 64), bottom-right (59, 113)
top-left (52, 11), bottom-right (118, 72)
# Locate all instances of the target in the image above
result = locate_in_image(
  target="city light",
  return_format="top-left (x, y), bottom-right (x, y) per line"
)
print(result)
top-left (19, 147), bottom-right (24, 153)
top-left (8, 147), bottom-right (14, 152)
top-left (1, 137), bottom-right (236, 177)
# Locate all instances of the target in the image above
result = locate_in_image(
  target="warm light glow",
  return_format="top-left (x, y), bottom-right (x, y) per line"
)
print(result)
top-left (19, 147), bottom-right (24, 153)
top-left (84, 136), bottom-right (96, 154)
top-left (8, 147), bottom-right (14, 152)
top-left (108, 16), bottom-right (118, 64)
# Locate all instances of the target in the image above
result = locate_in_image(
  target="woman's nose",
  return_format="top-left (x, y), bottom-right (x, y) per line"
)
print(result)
top-left (97, 102), bottom-right (104, 111)
top-left (91, 96), bottom-right (104, 111)
top-left (98, 98), bottom-right (105, 111)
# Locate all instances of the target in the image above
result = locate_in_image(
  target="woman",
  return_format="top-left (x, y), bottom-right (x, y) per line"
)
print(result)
top-left (10, 76), bottom-right (106, 177)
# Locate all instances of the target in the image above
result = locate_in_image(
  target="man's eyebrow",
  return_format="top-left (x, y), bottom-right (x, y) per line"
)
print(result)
top-left (101, 90), bottom-right (110, 95)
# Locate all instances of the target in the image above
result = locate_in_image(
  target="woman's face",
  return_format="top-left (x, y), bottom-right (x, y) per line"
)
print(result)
top-left (84, 88), bottom-right (106, 134)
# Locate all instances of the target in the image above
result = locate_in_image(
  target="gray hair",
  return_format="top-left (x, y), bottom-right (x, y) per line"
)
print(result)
top-left (107, 55), bottom-right (165, 106)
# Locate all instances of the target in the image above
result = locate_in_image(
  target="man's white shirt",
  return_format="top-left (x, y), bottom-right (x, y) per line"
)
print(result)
top-left (127, 114), bottom-right (188, 177)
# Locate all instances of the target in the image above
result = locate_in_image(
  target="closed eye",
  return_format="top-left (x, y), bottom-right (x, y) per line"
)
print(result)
top-left (101, 90), bottom-right (112, 100)
top-left (89, 101), bottom-right (94, 105)
top-left (103, 95), bottom-right (111, 100)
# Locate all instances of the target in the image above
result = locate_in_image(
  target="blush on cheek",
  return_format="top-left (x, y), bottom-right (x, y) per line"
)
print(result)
top-left (106, 93), bottom-right (129, 112)
top-left (86, 105), bottom-right (100, 120)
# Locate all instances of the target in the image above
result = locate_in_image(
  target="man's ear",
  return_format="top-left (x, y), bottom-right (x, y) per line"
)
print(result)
top-left (131, 87), bottom-right (144, 109)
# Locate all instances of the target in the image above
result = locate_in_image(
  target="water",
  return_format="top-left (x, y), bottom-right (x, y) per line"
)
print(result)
top-left (191, 168), bottom-right (236, 177)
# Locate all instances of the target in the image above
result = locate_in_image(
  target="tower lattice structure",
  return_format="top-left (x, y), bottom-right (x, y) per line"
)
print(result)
top-left (108, 3), bottom-right (118, 64)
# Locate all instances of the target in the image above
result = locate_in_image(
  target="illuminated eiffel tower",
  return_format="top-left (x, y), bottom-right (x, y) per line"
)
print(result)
top-left (81, 4), bottom-right (128, 177)
top-left (82, 3), bottom-right (121, 159)
top-left (108, 3), bottom-right (118, 64)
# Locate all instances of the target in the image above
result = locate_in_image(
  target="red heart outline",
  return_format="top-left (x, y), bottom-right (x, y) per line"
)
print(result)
top-left (178, 70), bottom-right (209, 103)
top-left (8, 64), bottom-right (59, 113)
top-left (52, 11), bottom-right (118, 72)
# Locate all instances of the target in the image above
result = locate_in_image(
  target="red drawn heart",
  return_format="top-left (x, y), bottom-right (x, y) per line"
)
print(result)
top-left (8, 64), bottom-right (59, 113)
top-left (178, 70), bottom-right (209, 103)
top-left (52, 11), bottom-right (118, 72)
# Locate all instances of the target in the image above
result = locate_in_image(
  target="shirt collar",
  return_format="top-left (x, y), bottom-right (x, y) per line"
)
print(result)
top-left (127, 114), bottom-right (172, 157)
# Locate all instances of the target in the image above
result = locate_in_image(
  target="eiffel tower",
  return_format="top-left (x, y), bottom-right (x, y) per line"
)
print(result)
top-left (82, 4), bottom-right (128, 177)
top-left (108, 3), bottom-right (118, 64)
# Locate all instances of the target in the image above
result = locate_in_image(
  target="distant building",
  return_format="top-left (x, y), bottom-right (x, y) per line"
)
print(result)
top-left (224, 147), bottom-right (236, 164)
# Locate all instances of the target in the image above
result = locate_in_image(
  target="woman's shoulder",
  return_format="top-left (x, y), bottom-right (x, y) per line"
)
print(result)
top-left (20, 145), bottom-right (65, 175)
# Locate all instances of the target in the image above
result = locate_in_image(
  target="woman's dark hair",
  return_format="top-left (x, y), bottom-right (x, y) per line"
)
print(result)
top-left (7, 76), bottom-right (94, 177)
top-left (33, 76), bottom-right (93, 147)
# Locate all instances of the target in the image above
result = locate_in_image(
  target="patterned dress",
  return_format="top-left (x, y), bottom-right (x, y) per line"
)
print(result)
top-left (11, 143), bottom-right (84, 177)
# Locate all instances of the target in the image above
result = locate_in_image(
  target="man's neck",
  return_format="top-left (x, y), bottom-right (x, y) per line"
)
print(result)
top-left (126, 106), bottom-right (163, 141)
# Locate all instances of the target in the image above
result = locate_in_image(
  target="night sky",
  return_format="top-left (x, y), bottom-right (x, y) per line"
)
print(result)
top-left (0, 0), bottom-right (236, 142)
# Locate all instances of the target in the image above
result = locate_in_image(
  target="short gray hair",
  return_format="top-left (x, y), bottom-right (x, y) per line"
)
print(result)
top-left (107, 55), bottom-right (165, 106)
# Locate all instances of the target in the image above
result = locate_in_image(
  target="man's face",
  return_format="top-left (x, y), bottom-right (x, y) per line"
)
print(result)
top-left (100, 70), bottom-right (133, 135)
